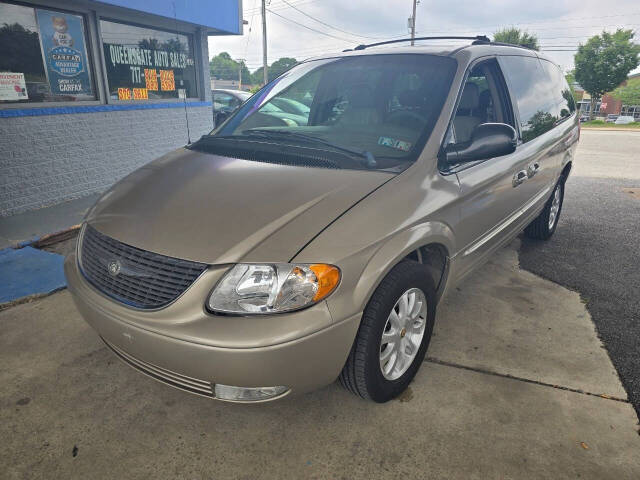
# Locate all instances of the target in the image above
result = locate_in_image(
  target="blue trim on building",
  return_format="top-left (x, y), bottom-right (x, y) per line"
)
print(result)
top-left (95, 0), bottom-right (241, 34)
top-left (0, 101), bottom-right (212, 118)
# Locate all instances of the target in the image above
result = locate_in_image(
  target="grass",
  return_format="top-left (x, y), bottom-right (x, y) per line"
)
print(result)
top-left (581, 120), bottom-right (640, 129)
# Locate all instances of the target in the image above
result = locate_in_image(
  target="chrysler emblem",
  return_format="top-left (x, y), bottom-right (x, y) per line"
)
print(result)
top-left (107, 260), bottom-right (122, 276)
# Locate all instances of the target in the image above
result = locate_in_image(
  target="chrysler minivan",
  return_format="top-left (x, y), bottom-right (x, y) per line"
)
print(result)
top-left (65, 36), bottom-right (579, 403)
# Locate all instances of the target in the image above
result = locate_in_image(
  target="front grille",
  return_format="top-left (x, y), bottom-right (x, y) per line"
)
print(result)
top-left (104, 338), bottom-right (214, 397)
top-left (79, 224), bottom-right (207, 309)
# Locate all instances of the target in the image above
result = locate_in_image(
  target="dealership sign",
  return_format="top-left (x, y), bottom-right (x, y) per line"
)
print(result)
top-left (36, 10), bottom-right (92, 95)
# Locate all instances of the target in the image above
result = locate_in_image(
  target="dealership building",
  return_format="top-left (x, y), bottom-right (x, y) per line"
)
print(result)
top-left (0, 0), bottom-right (242, 217)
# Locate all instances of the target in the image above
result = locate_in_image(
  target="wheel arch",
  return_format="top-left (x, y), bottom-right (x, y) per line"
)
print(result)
top-left (561, 161), bottom-right (572, 181)
top-left (345, 221), bottom-right (455, 317)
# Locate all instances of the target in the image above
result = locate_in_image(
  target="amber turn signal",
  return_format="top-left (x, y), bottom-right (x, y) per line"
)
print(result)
top-left (310, 264), bottom-right (341, 302)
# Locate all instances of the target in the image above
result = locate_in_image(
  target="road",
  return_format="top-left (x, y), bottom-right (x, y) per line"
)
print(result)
top-left (520, 129), bottom-right (640, 417)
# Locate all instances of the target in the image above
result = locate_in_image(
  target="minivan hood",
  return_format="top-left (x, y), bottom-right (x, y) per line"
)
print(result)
top-left (86, 148), bottom-right (392, 264)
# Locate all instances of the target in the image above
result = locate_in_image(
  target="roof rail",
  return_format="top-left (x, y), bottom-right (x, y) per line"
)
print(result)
top-left (345, 35), bottom-right (490, 52)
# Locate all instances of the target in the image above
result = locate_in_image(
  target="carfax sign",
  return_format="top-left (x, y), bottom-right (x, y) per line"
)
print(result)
top-left (35, 9), bottom-right (92, 96)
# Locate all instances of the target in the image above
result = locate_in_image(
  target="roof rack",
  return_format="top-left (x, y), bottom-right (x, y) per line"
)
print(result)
top-left (345, 35), bottom-right (490, 52)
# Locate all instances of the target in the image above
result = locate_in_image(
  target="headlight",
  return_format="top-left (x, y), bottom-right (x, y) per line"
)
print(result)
top-left (207, 263), bottom-right (340, 314)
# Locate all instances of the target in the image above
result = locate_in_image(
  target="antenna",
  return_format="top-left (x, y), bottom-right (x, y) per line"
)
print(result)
top-left (172, 1), bottom-right (191, 144)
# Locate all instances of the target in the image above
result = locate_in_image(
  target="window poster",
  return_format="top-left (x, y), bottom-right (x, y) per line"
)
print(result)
top-left (35, 9), bottom-right (92, 96)
top-left (0, 72), bottom-right (28, 101)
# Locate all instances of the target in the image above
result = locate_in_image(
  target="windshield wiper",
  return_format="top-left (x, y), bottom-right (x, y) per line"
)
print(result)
top-left (240, 129), bottom-right (377, 168)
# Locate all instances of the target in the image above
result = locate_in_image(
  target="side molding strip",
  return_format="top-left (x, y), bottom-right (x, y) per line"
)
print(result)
top-left (463, 184), bottom-right (552, 257)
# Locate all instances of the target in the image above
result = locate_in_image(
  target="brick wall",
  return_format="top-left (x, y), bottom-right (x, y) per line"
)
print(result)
top-left (0, 30), bottom-right (214, 217)
top-left (0, 106), bottom-right (213, 216)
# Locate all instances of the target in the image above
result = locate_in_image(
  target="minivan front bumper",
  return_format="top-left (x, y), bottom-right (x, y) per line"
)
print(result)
top-left (64, 253), bottom-right (361, 401)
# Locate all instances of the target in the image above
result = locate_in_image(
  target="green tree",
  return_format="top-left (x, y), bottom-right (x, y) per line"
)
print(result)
top-left (574, 29), bottom-right (640, 119)
top-left (250, 66), bottom-right (265, 85)
top-left (611, 76), bottom-right (640, 106)
top-left (493, 28), bottom-right (539, 50)
top-left (564, 69), bottom-right (582, 104)
top-left (247, 57), bottom-right (299, 86)
top-left (209, 52), bottom-right (250, 82)
top-left (268, 57), bottom-right (297, 81)
top-left (0, 23), bottom-right (46, 82)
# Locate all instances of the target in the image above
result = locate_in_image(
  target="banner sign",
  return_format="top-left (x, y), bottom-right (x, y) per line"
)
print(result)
top-left (104, 43), bottom-right (195, 98)
top-left (0, 72), bottom-right (28, 101)
top-left (36, 10), bottom-right (92, 95)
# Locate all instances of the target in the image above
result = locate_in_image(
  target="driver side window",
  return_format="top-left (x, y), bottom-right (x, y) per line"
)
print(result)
top-left (449, 60), bottom-right (512, 146)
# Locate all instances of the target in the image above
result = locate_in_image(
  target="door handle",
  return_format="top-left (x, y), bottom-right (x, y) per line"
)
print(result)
top-left (528, 162), bottom-right (540, 178)
top-left (513, 170), bottom-right (528, 187)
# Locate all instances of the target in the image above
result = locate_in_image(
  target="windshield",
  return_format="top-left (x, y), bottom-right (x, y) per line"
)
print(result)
top-left (201, 54), bottom-right (457, 171)
top-left (238, 92), bottom-right (252, 101)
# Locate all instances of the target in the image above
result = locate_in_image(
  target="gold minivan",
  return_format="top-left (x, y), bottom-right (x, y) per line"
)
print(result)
top-left (65, 37), bottom-right (579, 403)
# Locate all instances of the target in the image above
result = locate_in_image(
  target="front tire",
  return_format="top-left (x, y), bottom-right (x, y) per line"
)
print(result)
top-left (339, 261), bottom-right (436, 402)
top-left (524, 178), bottom-right (565, 240)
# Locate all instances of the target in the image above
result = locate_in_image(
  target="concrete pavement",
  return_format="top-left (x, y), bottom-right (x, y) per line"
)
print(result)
top-left (2, 242), bottom-right (639, 479)
top-left (520, 129), bottom-right (640, 419)
top-left (0, 193), bottom-right (99, 249)
top-left (572, 129), bottom-right (640, 180)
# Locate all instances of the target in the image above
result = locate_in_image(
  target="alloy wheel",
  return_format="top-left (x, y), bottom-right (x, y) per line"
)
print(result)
top-left (548, 184), bottom-right (562, 230)
top-left (379, 288), bottom-right (428, 380)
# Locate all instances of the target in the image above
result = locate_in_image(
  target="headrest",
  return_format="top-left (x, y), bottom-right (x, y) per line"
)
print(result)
top-left (459, 82), bottom-right (479, 110)
top-left (397, 90), bottom-right (423, 108)
top-left (346, 84), bottom-right (373, 108)
top-left (478, 89), bottom-right (492, 107)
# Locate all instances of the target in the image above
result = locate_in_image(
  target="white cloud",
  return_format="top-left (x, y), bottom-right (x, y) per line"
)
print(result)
top-left (208, 0), bottom-right (640, 74)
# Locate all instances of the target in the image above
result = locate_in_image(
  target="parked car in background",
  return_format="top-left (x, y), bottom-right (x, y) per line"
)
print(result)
top-left (270, 97), bottom-right (311, 117)
top-left (579, 115), bottom-right (590, 123)
top-left (66, 37), bottom-right (579, 404)
top-left (212, 89), bottom-right (252, 127)
top-left (605, 114), bottom-right (619, 123)
top-left (614, 115), bottom-right (635, 125)
top-left (257, 101), bottom-right (309, 126)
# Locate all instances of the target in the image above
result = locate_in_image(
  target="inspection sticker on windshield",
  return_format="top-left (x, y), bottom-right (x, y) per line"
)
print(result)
top-left (378, 136), bottom-right (412, 151)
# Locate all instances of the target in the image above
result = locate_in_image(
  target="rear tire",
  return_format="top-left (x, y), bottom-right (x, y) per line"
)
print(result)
top-left (524, 177), bottom-right (565, 240)
top-left (339, 260), bottom-right (436, 402)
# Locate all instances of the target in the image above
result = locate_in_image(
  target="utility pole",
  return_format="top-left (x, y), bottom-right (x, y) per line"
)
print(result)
top-left (237, 59), bottom-right (245, 90)
top-left (261, 0), bottom-right (268, 85)
top-left (410, 0), bottom-right (417, 46)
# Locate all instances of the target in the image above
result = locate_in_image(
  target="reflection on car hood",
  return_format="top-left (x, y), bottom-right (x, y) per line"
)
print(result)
top-left (85, 148), bottom-right (393, 264)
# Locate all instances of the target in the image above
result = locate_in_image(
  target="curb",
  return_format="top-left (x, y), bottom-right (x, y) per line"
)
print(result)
top-left (581, 127), bottom-right (640, 132)
top-left (10, 224), bottom-right (81, 250)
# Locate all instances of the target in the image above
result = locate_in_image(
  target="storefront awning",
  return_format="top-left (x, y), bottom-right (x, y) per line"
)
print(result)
top-left (95, 0), bottom-right (241, 34)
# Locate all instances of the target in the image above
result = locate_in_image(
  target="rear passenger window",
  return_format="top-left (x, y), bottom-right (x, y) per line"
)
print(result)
top-left (540, 60), bottom-right (576, 119)
top-left (500, 56), bottom-right (557, 142)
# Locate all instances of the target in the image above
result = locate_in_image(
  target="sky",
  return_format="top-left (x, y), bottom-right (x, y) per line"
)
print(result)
top-left (207, 0), bottom-right (640, 75)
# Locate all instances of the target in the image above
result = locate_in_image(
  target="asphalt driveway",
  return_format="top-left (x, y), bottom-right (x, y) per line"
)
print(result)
top-left (520, 129), bottom-right (640, 417)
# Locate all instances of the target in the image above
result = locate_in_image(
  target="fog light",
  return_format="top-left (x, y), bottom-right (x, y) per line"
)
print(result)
top-left (214, 384), bottom-right (289, 402)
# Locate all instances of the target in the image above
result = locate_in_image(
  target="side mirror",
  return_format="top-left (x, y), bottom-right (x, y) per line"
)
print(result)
top-left (445, 123), bottom-right (517, 164)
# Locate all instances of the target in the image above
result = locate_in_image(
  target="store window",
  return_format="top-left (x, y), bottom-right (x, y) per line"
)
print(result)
top-left (0, 2), bottom-right (95, 103)
top-left (100, 20), bottom-right (198, 101)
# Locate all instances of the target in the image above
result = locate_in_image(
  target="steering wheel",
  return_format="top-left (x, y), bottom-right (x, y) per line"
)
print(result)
top-left (386, 109), bottom-right (426, 127)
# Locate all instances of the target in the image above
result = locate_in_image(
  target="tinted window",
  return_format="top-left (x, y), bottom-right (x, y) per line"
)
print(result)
top-left (540, 59), bottom-right (576, 119)
top-left (0, 2), bottom-right (95, 103)
top-left (207, 55), bottom-right (457, 171)
top-left (500, 56), bottom-right (556, 142)
top-left (213, 92), bottom-right (240, 111)
top-left (100, 20), bottom-right (197, 100)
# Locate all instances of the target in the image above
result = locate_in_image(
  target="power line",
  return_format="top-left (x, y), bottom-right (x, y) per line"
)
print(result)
top-left (266, 7), bottom-right (355, 42)
top-left (243, 0), bottom-right (259, 59)
top-left (278, 0), bottom-right (381, 39)
top-left (245, 0), bottom-right (319, 14)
